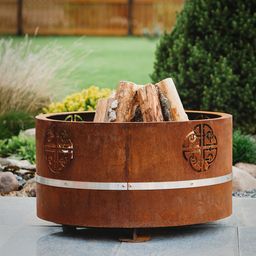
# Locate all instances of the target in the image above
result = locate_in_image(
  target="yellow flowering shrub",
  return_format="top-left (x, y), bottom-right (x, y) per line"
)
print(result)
top-left (43, 86), bottom-right (111, 113)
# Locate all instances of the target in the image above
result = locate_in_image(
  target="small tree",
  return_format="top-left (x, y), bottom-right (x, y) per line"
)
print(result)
top-left (151, 0), bottom-right (256, 134)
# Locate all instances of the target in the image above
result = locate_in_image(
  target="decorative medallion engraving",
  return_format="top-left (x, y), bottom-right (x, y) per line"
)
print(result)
top-left (182, 124), bottom-right (217, 172)
top-left (44, 126), bottom-right (73, 173)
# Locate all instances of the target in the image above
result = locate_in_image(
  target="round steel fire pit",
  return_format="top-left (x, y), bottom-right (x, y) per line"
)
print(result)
top-left (36, 110), bottom-right (232, 228)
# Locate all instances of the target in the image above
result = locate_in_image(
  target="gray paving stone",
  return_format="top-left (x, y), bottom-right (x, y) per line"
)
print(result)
top-left (0, 225), bottom-right (239, 256)
top-left (0, 197), bottom-right (255, 256)
top-left (0, 197), bottom-right (54, 226)
top-left (238, 227), bottom-right (256, 256)
top-left (0, 226), bottom-right (62, 256)
top-left (0, 225), bottom-right (20, 248)
top-left (208, 198), bottom-right (256, 228)
top-left (0, 226), bottom-right (122, 256)
top-left (117, 226), bottom-right (238, 256)
top-left (234, 199), bottom-right (256, 227)
top-left (0, 197), bottom-right (33, 226)
top-left (36, 229), bottom-right (122, 256)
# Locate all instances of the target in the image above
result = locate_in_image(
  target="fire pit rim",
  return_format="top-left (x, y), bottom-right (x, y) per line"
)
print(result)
top-left (36, 110), bottom-right (232, 124)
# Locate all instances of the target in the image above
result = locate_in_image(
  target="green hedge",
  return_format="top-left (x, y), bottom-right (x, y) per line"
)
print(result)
top-left (233, 130), bottom-right (256, 165)
top-left (151, 0), bottom-right (256, 134)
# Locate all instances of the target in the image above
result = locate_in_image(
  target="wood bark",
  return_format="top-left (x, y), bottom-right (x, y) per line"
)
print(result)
top-left (137, 83), bottom-right (163, 122)
top-left (156, 78), bottom-right (189, 121)
top-left (112, 81), bottom-right (138, 122)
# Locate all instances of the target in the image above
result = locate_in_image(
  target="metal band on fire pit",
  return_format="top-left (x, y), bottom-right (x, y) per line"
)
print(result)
top-left (36, 175), bottom-right (127, 190)
top-left (36, 173), bottom-right (232, 191)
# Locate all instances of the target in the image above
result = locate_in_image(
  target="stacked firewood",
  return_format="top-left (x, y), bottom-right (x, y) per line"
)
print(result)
top-left (94, 78), bottom-right (188, 122)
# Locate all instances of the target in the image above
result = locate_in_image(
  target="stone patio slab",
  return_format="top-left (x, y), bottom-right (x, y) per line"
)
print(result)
top-left (0, 197), bottom-right (255, 256)
top-left (238, 227), bottom-right (256, 256)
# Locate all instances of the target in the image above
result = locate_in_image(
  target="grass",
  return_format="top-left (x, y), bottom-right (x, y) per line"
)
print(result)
top-left (0, 36), bottom-right (87, 114)
top-left (0, 36), bottom-right (158, 99)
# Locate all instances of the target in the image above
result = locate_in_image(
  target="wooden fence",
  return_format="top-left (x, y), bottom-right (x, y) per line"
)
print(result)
top-left (0, 0), bottom-right (184, 36)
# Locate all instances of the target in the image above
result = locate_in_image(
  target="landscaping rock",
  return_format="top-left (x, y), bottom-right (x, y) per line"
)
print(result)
top-left (15, 169), bottom-right (32, 175)
top-left (4, 158), bottom-right (35, 171)
top-left (0, 157), bottom-right (11, 167)
top-left (233, 189), bottom-right (256, 198)
top-left (3, 165), bottom-right (19, 172)
top-left (235, 162), bottom-right (256, 178)
top-left (232, 166), bottom-right (256, 192)
top-left (14, 174), bottom-right (26, 188)
top-left (22, 178), bottom-right (36, 197)
top-left (14, 169), bottom-right (35, 180)
top-left (21, 128), bottom-right (35, 138)
top-left (1, 178), bottom-right (36, 197)
top-left (1, 157), bottom-right (36, 178)
top-left (0, 172), bottom-right (19, 193)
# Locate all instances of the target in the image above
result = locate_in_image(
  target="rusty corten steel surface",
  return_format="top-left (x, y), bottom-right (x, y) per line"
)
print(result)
top-left (36, 110), bottom-right (232, 228)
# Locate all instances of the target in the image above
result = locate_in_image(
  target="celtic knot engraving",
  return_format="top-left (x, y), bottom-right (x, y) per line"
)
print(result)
top-left (44, 126), bottom-right (73, 173)
top-left (182, 124), bottom-right (217, 172)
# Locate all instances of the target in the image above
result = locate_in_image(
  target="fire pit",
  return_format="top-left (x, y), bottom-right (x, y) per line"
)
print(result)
top-left (36, 110), bottom-right (232, 234)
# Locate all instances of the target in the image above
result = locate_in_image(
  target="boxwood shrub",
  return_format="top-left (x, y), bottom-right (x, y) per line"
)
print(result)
top-left (151, 0), bottom-right (256, 134)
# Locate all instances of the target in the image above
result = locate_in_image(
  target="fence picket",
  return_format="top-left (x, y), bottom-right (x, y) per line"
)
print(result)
top-left (0, 0), bottom-right (183, 35)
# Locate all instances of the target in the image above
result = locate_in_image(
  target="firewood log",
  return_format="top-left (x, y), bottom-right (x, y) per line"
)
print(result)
top-left (94, 97), bottom-right (115, 122)
top-left (156, 78), bottom-right (189, 121)
top-left (94, 98), bottom-right (108, 122)
top-left (94, 91), bottom-right (116, 122)
top-left (137, 83), bottom-right (163, 122)
top-left (112, 81), bottom-right (138, 122)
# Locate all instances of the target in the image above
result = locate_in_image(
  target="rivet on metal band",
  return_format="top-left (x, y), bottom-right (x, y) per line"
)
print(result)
top-left (35, 173), bottom-right (232, 191)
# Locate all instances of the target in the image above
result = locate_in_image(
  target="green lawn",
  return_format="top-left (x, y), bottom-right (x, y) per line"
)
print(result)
top-left (3, 36), bottom-right (158, 98)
